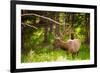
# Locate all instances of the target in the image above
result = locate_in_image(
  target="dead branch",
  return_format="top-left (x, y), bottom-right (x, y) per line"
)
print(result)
top-left (21, 13), bottom-right (63, 25)
top-left (22, 22), bottom-right (38, 29)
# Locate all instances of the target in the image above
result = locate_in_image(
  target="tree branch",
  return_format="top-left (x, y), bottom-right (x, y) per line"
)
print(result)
top-left (22, 23), bottom-right (38, 29)
top-left (21, 13), bottom-right (62, 25)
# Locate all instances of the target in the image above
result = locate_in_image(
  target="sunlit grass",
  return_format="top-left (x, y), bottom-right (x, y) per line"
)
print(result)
top-left (21, 43), bottom-right (90, 63)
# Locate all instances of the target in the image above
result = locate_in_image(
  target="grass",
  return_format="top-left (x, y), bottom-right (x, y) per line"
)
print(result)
top-left (21, 43), bottom-right (90, 63)
top-left (21, 28), bottom-right (90, 63)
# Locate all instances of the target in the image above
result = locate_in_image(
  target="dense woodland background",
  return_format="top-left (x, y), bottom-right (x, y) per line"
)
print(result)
top-left (21, 10), bottom-right (90, 62)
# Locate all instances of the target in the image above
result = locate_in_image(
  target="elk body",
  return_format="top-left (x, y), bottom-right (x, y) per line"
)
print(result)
top-left (53, 38), bottom-right (81, 56)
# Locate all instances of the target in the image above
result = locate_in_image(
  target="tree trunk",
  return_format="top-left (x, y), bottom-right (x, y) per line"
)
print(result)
top-left (43, 12), bottom-right (49, 42)
top-left (55, 13), bottom-right (61, 37)
top-left (48, 13), bottom-right (53, 34)
top-left (43, 25), bottom-right (48, 42)
top-left (70, 13), bottom-right (75, 39)
top-left (85, 13), bottom-right (90, 44)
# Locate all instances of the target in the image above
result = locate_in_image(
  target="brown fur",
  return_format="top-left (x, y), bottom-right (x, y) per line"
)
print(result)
top-left (53, 38), bottom-right (81, 54)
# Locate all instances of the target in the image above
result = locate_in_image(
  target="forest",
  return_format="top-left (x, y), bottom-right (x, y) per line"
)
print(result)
top-left (21, 10), bottom-right (90, 63)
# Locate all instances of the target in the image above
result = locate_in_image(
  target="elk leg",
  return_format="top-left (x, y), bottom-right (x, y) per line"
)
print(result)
top-left (72, 53), bottom-right (74, 60)
top-left (76, 51), bottom-right (79, 56)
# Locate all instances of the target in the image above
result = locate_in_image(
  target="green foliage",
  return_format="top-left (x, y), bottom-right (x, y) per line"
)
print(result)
top-left (48, 33), bottom-right (55, 43)
top-left (59, 13), bottom-right (65, 24)
top-left (75, 26), bottom-right (86, 42)
top-left (22, 28), bottom-right (44, 54)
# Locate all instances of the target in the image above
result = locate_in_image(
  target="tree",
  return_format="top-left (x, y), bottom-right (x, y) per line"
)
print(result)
top-left (85, 13), bottom-right (90, 44)
top-left (69, 13), bottom-right (75, 40)
top-left (54, 13), bottom-right (61, 37)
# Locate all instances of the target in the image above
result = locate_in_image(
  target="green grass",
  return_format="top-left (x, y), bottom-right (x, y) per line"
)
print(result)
top-left (21, 43), bottom-right (90, 63)
top-left (21, 28), bottom-right (90, 63)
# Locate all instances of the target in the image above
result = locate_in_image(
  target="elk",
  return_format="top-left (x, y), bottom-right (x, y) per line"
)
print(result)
top-left (53, 37), bottom-right (81, 58)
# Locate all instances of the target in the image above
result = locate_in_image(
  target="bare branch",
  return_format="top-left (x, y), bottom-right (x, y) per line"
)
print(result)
top-left (22, 22), bottom-right (38, 29)
top-left (21, 13), bottom-right (62, 25)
